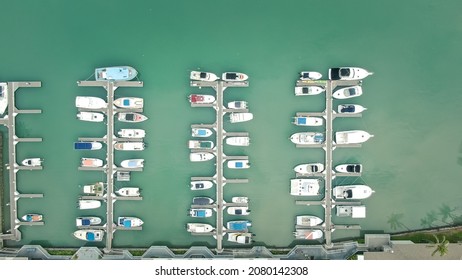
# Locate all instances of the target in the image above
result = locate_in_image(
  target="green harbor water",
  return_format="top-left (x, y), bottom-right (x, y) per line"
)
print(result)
top-left (1, 0), bottom-right (462, 249)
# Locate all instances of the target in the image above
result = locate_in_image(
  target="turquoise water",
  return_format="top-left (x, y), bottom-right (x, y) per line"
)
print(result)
top-left (1, 0), bottom-right (462, 248)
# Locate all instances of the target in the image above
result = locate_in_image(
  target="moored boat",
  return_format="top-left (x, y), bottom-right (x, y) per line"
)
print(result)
top-left (189, 209), bottom-right (213, 218)
top-left (292, 116), bottom-right (323, 126)
top-left (188, 140), bottom-right (214, 149)
top-left (95, 66), bottom-right (137, 81)
top-left (120, 159), bottom-right (144, 168)
top-left (290, 179), bottom-right (321, 196)
top-left (116, 187), bottom-right (140, 197)
top-left (290, 132), bottom-right (324, 145)
top-left (78, 200), bottom-right (102, 210)
top-left (227, 220), bottom-right (252, 231)
top-left (294, 163), bottom-right (324, 174)
top-left (74, 142), bottom-right (103, 150)
top-left (76, 217), bottom-right (102, 226)
top-left (191, 128), bottom-right (213, 137)
top-left (192, 197), bottom-right (214, 205)
top-left (222, 72), bottom-right (248, 81)
top-left (227, 101), bottom-right (248, 109)
top-left (227, 160), bottom-right (250, 169)
top-left (186, 223), bottom-right (215, 233)
top-left (0, 83), bottom-right (8, 115)
top-left (21, 158), bottom-right (42, 167)
top-left (227, 232), bottom-right (253, 244)
top-left (231, 197), bottom-right (249, 204)
top-left (117, 217), bottom-right (144, 227)
top-left (299, 71), bottom-right (322, 80)
top-left (190, 71), bottom-right (218, 81)
top-left (336, 205), bottom-right (366, 218)
top-left (81, 158), bottom-right (103, 168)
top-left (296, 215), bottom-right (323, 226)
top-left (190, 152), bottom-right (215, 162)
top-left (335, 130), bottom-right (373, 144)
top-left (333, 86), bottom-right (363, 99)
top-left (77, 112), bottom-right (104, 122)
top-left (328, 67), bottom-right (373, 80)
top-left (225, 136), bottom-right (250, 146)
top-left (335, 164), bottom-right (362, 173)
top-left (75, 96), bottom-right (107, 109)
top-left (189, 94), bottom-right (215, 104)
top-left (117, 112), bottom-right (148, 123)
top-left (294, 229), bottom-right (323, 240)
top-left (295, 86), bottom-right (325, 96)
top-left (117, 129), bottom-right (146, 138)
top-left (73, 229), bottom-right (104, 242)
top-left (337, 104), bottom-right (367, 114)
top-left (82, 182), bottom-right (105, 196)
top-left (114, 97), bottom-right (144, 109)
top-left (190, 181), bottom-right (213, 190)
top-left (229, 112), bottom-right (253, 123)
top-left (114, 142), bottom-right (145, 151)
top-left (21, 214), bottom-right (42, 222)
top-left (227, 206), bottom-right (250, 215)
top-left (333, 185), bottom-right (374, 200)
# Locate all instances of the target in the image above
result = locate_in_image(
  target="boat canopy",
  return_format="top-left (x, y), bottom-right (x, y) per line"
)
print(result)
top-left (330, 68), bottom-right (341, 80)
top-left (200, 72), bottom-right (207, 78)
top-left (296, 117), bottom-right (307, 125)
top-left (74, 142), bottom-right (92, 150)
top-left (125, 114), bottom-right (135, 121)
top-left (123, 220), bottom-right (132, 227)
top-left (81, 219), bottom-right (91, 226)
top-left (123, 99), bottom-right (130, 106)
top-left (225, 73), bottom-right (238, 79)
top-left (86, 232), bottom-right (95, 241)
top-left (340, 68), bottom-right (351, 77)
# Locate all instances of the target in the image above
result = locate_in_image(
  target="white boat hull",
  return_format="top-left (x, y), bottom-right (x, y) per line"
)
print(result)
top-left (227, 207), bottom-right (250, 215)
top-left (191, 128), bottom-right (213, 137)
top-left (230, 113), bottom-right (253, 123)
top-left (117, 113), bottom-right (148, 123)
top-left (227, 101), bottom-right (248, 109)
top-left (222, 72), bottom-right (248, 81)
top-left (333, 86), bottom-right (363, 99)
top-left (333, 185), bottom-right (374, 200)
top-left (78, 200), bottom-right (102, 210)
top-left (231, 197), bottom-right (249, 204)
top-left (76, 217), bottom-right (102, 226)
top-left (335, 130), bottom-right (373, 144)
top-left (75, 96), bottom-right (107, 109)
top-left (190, 152), bottom-right (215, 162)
top-left (189, 94), bottom-right (216, 104)
top-left (187, 223), bottom-right (215, 233)
top-left (190, 71), bottom-right (218, 81)
top-left (329, 67), bottom-right (373, 80)
top-left (290, 132), bottom-right (324, 145)
top-left (228, 233), bottom-right (252, 244)
top-left (118, 217), bottom-right (144, 227)
top-left (225, 137), bottom-right (250, 146)
top-left (117, 129), bottom-right (146, 138)
top-left (336, 206), bottom-right (366, 218)
top-left (300, 71), bottom-right (322, 80)
top-left (294, 229), bottom-right (323, 240)
top-left (335, 164), bottom-right (362, 173)
top-left (114, 142), bottom-right (145, 151)
top-left (116, 187), bottom-right (140, 197)
top-left (189, 209), bottom-right (213, 218)
top-left (120, 159), bottom-right (144, 168)
top-left (292, 116), bottom-right (323, 126)
top-left (77, 112), bottom-right (104, 122)
top-left (74, 230), bottom-right (104, 241)
top-left (294, 163), bottom-right (324, 174)
top-left (296, 215), bottom-right (323, 226)
top-left (114, 97), bottom-right (144, 109)
top-left (21, 158), bottom-right (42, 167)
top-left (190, 181), bottom-right (213, 190)
top-left (227, 160), bottom-right (250, 169)
top-left (295, 86), bottom-right (325, 96)
top-left (337, 104), bottom-right (367, 114)
top-left (290, 179), bottom-right (320, 196)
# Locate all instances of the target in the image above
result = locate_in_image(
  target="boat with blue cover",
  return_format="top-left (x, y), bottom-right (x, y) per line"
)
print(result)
top-left (227, 160), bottom-right (250, 169)
top-left (114, 97), bottom-right (144, 109)
top-left (76, 217), bottom-right (102, 226)
top-left (189, 209), bottom-right (213, 218)
top-left (290, 132), bottom-right (324, 145)
top-left (191, 128), bottom-right (213, 137)
top-left (95, 66), bottom-right (137, 81)
top-left (117, 217), bottom-right (144, 228)
top-left (73, 229), bottom-right (104, 242)
top-left (227, 220), bottom-right (252, 231)
top-left (292, 116), bottom-right (323, 126)
top-left (74, 142), bottom-right (103, 150)
top-left (21, 214), bottom-right (42, 222)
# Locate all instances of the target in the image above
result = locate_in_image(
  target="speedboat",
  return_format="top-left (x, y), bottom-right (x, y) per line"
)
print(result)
top-left (227, 207), bottom-right (250, 215)
top-left (232, 197), bottom-right (249, 204)
top-left (73, 229), bottom-right (104, 242)
top-left (333, 185), bottom-right (374, 200)
top-left (227, 160), bottom-right (250, 169)
top-left (192, 197), bottom-right (214, 205)
top-left (228, 101), bottom-right (248, 109)
top-left (76, 217), bottom-right (102, 226)
top-left (0, 83), bottom-right (8, 115)
top-left (337, 104), bottom-right (367, 114)
top-left (190, 181), bottom-right (213, 190)
top-left (187, 223), bottom-right (215, 233)
top-left (78, 200), bottom-right (102, 210)
top-left (295, 86), bottom-right (325, 96)
top-left (190, 152), bottom-right (215, 162)
top-left (222, 72), bottom-right (248, 81)
top-left (290, 179), bottom-right (321, 196)
top-left (190, 71), bottom-right (218, 82)
top-left (294, 229), bottom-right (323, 240)
top-left (74, 141), bottom-right (103, 150)
top-left (290, 132), bottom-right (324, 145)
top-left (333, 86), bottom-right (363, 99)
top-left (335, 130), bottom-right (373, 144)
top-left (21, 158), bottom-right (42, 167)
top-left (77, 112), bottom-right (104, 122)
top-left (121, 159), bottom-right (144, 168)
top-left (228, 232), bottom-right (253, 244)
top-left (335, 164), bottom-right (362, 173)
top-left (117, 129), bottom-right (146, 138)
top-left (226, 137), bottom-right (250, 146)
top-left (114, 142), bottom-right (145, 151)
top-left (292, 116), bottom-right (323, 126)
top-left (189, 94), bottom-right (215, 104)
top-left (81, 158), bottom-right (103, 167)
top-left (114, 97), bottom-right (144, 109)
top-left (299, 71), bottom-right (322, 80)
top-left (117, 112), bottom-right (148, 123)
top-left (116, 187), bottom-right (140, 197)
top-left (294, 163), bottom-right (324, 174)
top-left (75, 96), bottom-right (107, 109)
top-left (189, 209), bottom-right (213, 218)
top-left (336, 205), bottom-right (366, 218)
top-left (328, 67), bottom-right (373, 80)
top-left (21, 214), bottom-right (42, 222)
top-left (192, 128), bottom-right (213, 137)
top-left (230, 112), bottom-right (253, 123)
top-left (95, 66), bottom-right (137, 81)
top-left (188, 140), bottom-right (214, 149)
top-left (227, 220), bottom-right (252, 231)
top-left (117, 217), bottom-right (144, 228)
top-left (296, 215), bottom-right (323, 226)
top-left (83, 182), bottom-right (105, 196)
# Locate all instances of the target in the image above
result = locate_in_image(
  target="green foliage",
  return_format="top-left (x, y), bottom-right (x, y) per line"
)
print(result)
top-left (129, 250), bottom-right (146, 256)
top-left (427, 234), bottom-right (449, 257)
top-left (47, 249), bottom-right (77, 256)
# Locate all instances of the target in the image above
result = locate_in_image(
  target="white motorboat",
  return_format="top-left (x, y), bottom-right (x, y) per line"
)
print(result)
top-left (117, 112), bottom-right (148, 123)
top-left (78, 200), bottom-right (102, 210)
top-left (299, 71), bottom-right (322, 80)
top-left (231, 197), bottom-right (249, 204)
top-left (295, 86), bottom-right (325, 96)
top-left (114, 142), bottom-right (145, 151)
top-left (74, 142), bottom-right (103, 150)
top-left (76, 217), bottom-right (102, 226)
top-left (117, 129), bottom-right (146, 138)
top-left (75, 96), bottom-right (107, 109)
top-left (116, 187), bottom-right (140, 197)
top-left (227, 206), bottom-right (251, 215)
top-left (227, 160), bottom-right (250, 169)
top-left (227, 101), bottom-right (248, 109)
top-left (81, 158), bottom-right (103, 168)
top-left (328, 67), bottom-right (373, 80)
top-left (190, 181), bottom-right (213, 190)
top-left (189, 94), bottom-right (215, 104)
top-left (336, 205), bottom-right (366, 218)
top-left (335, 130), bottom-right (373, 144)
top-left (192, 197), bottom-right (214, 205)
top-left (296, 215), bottom-right (323, 226)
top-left (77, 112), bottom-right (104, 122)
top-left (189, 209), bottom-right (213, 218)
top-left (190, 71), bottom-right (218, 81)
top-left (21, 158), bottom-right (42, 167)
top-left (186, 223), bottom-right (215, 233)
top-left (227, 220), bottom-right (252, 231)
top-left (333, 185), bottom-right (374, 200)
top-left (230, 112), bottom-right (253, 123)
top-left (117, 217), bottom-right (144, 228)
top-left (294, 229), bottom-right (323, 240)
top-left (0, 83), bottom-right (8, 115)
top-left (192, 128), bottom-right (213, 137)
top-left (95, 66), bottom-right (137, 81)
top-left (188, 140), bottom-right (214, 149)
top-left (294, 163), bottom-right (324, 174)
top-left (121, 159), bottom-right (144, 168)
top-left (228, 232), bottom-right (253, 244)
top-left (190, 152), bottom-right (215, 162)
top-left (333, 86), bottom-right (363, 99)
top-left (82, 182), bottom-right (104, 196)
top-left (290, 179), bottom-right (321, 196)
top-left (73, 229), bottom-right (104, 242)
top-left (337, 104), bottom-right (367, 114)
top-left (21, 214), bottom-right (42, 222)
top-left (114, 97), bottom-right (144, 109)
top-left (222, 72), bottom-right (248, 81)
top-left (290, 132), bottom-right (324, 145)
top-left (335, 164), bottom-right (362, 173)
top-left (292, 116), bottom-right (323, 126)
top-left (225, 136), bottom-right (250, 146)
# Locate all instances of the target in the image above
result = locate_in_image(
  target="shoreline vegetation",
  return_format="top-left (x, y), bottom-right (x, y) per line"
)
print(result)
top-left (390, 224), bottom-right (462, 243)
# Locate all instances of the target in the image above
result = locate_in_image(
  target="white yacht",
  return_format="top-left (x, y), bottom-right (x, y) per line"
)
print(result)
top-left (95, 66), bottom-right (137, 81)
top-left (294, 229), bottom-right (323, 240)
top-left (117, 129), bottom-right (146, 138)
top-left (73, 229), bottom-right (104, 242)
top-left (230, 112), bottom-right (253, 123)
top-left (117, 112), bottom-right (148, 123)
top-left (222, 72), bottom-right (248, 81)
top-left (189, 209), bottom-right (213, 218)
top-left (190, 181), bottom-right (213, 190)
top-left (328, 67), bottom-right (373, 80)
top-left (295, 86), bottom-right (325, 96)
top-left (116, 187), bottom-right (140, 197)
top-left (293, 163), bottom-right (324, 174)
top-left (120, 159), bottom-right (144, 168)
top-left (292, 116), bottom-right (323, 126)
top-left (114, 142), bottom-right (145, 151)
top-left (336, 205), bottom-right (366, 218)
top-left (227, 160), bottom-right (250, 169)
top-left (81, 158), bottom-right (103, 168)
top-left (21, 158), bottom-right (42, 167)
top-left (190, 152), bottom-right (215, 162)
top-left (192, 197), bottom-right (214, 205)
top-left (74, 142), bottom-right (103, 150)
top-left (290, 179), bottom-right (321, 196)
top-left (188, 140), bottom-right (214, 149)
top-left (335, 130), bottom-right (373, 144)
top-left (82, 182), bottom-right (104, 196)
top-left (333, 185), bottom-right (374, 200)
top-left (228, 233), bottom-right (253, 244)
top-left (299, 71), bottom-right (322, 80)
top-left (77, 200), bottom-right (101, 210)
top-left (296, 215), bottom-right (323, 226)
top-left (189, 94), bottom-right (216, 104)
top-left (190, 71), bottom-right (218, 81)
top-left (227, 101), bottom-right (248, 109)
top-left (77, 112), bottom-right (104, 122)
top-left (333, 86), bottom-right (363, 99)
top-left (76, 217), bottom-right (102, 227)
top-left (225, 136), bottom-right (250, 146)
top-left (186, 223), bottom-right (215, 233)
top-left (337, 104), bottom-right (367, 114)
top-left (191, 128), bottom-right (213, 137)
top-left (114, 97), bottom-right (144, 109)
top-left (335, 164), bottom-right (362, 173)
top-left (75, 96), bottom-right (107, 109)
top-left (290, 132), bottom-right (324, 145)
top-left (227, 206), bottom-right (251, 215)
top-left (117, 217), bottom-right (144, 228)
top-left (231, 197), bottom-right (249, 204)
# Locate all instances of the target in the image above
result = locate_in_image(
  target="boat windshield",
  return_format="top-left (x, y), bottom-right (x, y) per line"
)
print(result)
top-left (125, 114), bottom-right (135, 121)
top-left (302, 87), bottom-right (309, 94)
top-left (340, 68), bottom-right (351, 77)
top-left (226, 73), bottom-right (238, 80)
top-left (200, 72), bottom-right (207, 78)
top-left (346, 88), bottom-right (357, 96)
top-left (343, 189), bottom-right (353, 198)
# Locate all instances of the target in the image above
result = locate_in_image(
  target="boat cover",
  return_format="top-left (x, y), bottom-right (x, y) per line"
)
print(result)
top-left (234, 209), bottom-right (243, 215)
top-left (235, 162), bottom-right (243, 168)
top-left (106, 68), bottom-right (129, 80)
top-left (81, 219), bottom-right (91, 226)
top-left (297, 117), bottom-right (307, 125)
top-left (195, 210), bottom-right (206, 217)
top-left (125, 114), bottom-right (135, 121)
top-left (86, 232), bottom-right (95, 241)
top-left (195, 183), bottom-right (205, 189)
top-left (123, 99), bottom-right (130, 106)
top-left (226, 73), bottom-right (238, 80)
top-left (330, 68), bottom-right (341, 80)
top-left (197, 130), bottom-right (206, 136)
top-left (229, 221), bottom-right (248, 231)
top-left (123, 219), bottom-right (132, 227)
top-left (193, 197), bottom-right (211, 205)
top-left (200, 72), bottom-right (207, 78)
top-left (74, 142), bottom-right (92, 150)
